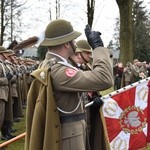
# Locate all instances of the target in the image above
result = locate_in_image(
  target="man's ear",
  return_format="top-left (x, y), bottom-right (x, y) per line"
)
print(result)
top-left (64, 42), bottom-right (70, 49)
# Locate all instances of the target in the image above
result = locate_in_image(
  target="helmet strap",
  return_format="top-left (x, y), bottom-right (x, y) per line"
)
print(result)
top-left (79, 53), bottom-right (88, 63)
top-left (69, 41), bottom-right (76, 53)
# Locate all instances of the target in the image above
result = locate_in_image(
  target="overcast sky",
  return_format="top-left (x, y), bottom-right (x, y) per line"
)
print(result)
top-left (10, 0), bottom-right (150, 47)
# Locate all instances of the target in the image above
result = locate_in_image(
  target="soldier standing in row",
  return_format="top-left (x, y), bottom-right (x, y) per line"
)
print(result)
top-left (7, 51), bottom-right (24, 120)
top-left (75, 39), bottom-right (93, 70)
top-left (76, 39), bottom-right (108, 150)
top-left (25, 19), bottom-right (113, 150)
top-left (0, 46), bottom-right (10, 140)
top-left (5, 50), bottom-right (22, 123)
top-left (0, 47), bottom-right (15, 140)
top-left (69, 39), bottom-right (93, 149)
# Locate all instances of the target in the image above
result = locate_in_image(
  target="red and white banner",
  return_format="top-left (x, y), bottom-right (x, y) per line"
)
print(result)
top-left (101, 78), bottom-right (150, 150)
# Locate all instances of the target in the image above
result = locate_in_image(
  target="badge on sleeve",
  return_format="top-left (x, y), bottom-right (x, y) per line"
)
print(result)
top-left (65, 68), bottom-right (77, 77)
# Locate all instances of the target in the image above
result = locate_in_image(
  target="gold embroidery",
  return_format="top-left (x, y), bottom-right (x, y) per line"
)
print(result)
top-left (112, 137), bottom-right (127, 150)
top-left (119, 106), bottom-right (146, 134)
top-left (104, 101), bottom-right (118, 116)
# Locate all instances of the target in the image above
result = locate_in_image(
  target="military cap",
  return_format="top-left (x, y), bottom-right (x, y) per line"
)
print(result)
top-left (75, 40), bottom-right (92, 53)
top-left (0, 46), bottom-right (10, 53)
top-left (40, 19), bottom-right (81, 46)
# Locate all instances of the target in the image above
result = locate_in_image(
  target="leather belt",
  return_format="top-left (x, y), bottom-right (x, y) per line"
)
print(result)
top-left (60, 113), bottom-right (85, 123)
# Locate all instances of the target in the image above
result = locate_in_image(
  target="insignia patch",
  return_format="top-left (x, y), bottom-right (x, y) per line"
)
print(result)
top-left (65, 68), bottom-right (77, 77)
top-left (40, 71), bottom-right (45, 79)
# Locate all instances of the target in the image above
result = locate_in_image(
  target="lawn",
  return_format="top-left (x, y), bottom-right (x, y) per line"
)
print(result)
top-left (100, 86), bottom-right (114, 96)
top-left (0, 109), bottom-right (26, 150)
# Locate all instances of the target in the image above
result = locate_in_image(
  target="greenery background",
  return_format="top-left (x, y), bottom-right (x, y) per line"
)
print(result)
top-left (0, 109), bottom-right (26, 150)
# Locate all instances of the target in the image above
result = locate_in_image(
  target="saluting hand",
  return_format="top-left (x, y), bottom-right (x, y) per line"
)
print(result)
top-left (84, 24), bottom-right (104, 49)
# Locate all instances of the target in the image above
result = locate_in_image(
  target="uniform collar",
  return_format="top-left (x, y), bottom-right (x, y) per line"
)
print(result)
top-left (47, 52), bottom-right (68, 63)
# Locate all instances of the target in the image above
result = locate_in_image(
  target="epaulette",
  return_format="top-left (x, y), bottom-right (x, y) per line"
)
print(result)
top-left (31, 67), bottom-right (49, 85)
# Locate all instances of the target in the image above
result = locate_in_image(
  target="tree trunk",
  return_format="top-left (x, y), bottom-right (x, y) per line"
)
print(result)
top-left (87, 0), bottom-right (95, 28)
top-left (116, 0), bottom-right (134, 65)
top-left (1, 0), bottom-right (4, 45)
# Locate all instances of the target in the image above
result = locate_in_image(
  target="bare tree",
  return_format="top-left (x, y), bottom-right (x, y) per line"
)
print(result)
top-left (1, 0), bottom-right (5, 45)
top-left (0, 0), bottom-right (27, 45)
top-left (87, 0), bottom-right (95, 28)
top-left (116, 0), bottom-right (134, 65)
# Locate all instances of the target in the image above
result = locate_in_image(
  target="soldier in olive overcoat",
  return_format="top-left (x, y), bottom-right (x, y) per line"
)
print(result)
top-left (25, 19), bottom-right (113, 150)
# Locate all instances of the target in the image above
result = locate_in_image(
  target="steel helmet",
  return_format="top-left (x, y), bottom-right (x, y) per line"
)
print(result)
top-left (40, 19), bottom-right (81, 46)
top-left (75, 40), bottom-right (92, 53)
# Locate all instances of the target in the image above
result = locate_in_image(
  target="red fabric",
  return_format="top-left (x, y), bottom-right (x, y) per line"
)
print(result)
top-left (129, 132), bottom-right (146, 149)
top-left (105, 118), bottom-right (122, 142)
top-left (112, 87), bottom-right (135, 110)
top-left (102, 80), bottom-right (149, 149)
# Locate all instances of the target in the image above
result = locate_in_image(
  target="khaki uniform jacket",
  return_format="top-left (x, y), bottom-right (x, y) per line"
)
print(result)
top-left (0, 62), bottom-right (13, 123)
top-left (0, 62), bottom-right (9, 101)
top-left (10, 64), bottom-right (18, 98)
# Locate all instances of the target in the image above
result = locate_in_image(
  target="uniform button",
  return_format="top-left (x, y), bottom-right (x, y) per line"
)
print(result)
top-left (55, 124), bottom-right (59, 128)
top-left (56, 140), bottom-right (59, 143)
top-left (54, 108), bottom-right (57, 112)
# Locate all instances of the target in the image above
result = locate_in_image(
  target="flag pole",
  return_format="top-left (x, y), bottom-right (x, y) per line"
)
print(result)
top-left (85, 77), bottom-right (150, 108)
top-left (147, 81), bottom-right (150, 147)
top-left (0, 132), bottom-right (26, 148)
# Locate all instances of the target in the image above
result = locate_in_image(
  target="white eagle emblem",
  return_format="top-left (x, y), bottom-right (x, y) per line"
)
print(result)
top-left (124, 111), bottom-right (141, 127)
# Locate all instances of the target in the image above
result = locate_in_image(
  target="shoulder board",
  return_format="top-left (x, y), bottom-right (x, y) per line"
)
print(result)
top-left (31, 67), bottom-right (49, 85)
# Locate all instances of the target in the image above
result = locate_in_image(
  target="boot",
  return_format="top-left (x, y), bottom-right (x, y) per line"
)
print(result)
top-left (1, 121), bottom-right (15, 140)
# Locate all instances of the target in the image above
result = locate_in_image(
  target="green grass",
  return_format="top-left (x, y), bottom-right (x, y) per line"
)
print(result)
top-left (0, 109), bottom-right (26, 150)
top-left (100, 86), bottom-right (114, 96)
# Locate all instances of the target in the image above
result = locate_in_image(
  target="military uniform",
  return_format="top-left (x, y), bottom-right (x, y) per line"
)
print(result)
top-left (68, 40), bottom-right (92, 150)
top-left (25, 19), bottom-right (113, 150)
top-left (41, 47), bottom-right (113, 150)
top-left (0, 46), bottom-right (15, 140)
top-left (76, 40), bottom-right (109, 150)
top-left (0, 59), bottom-right (9, 130)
